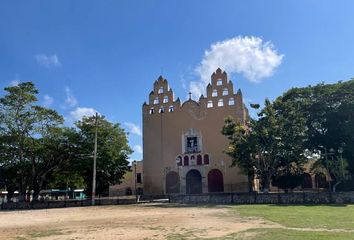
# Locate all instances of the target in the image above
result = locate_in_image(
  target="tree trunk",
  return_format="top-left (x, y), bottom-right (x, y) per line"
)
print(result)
top-left (262, 174), bottom-right (271, 193)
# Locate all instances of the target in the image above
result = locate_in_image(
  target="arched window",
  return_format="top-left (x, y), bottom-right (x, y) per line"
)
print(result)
top-left (158, 87), bottom-right (164, 94)
top-left (149, 108), bottom-right (154, 114)
top-left (163, 96), bottom-right (168, 103)
top-left (207, 100), bottom-right (213, 108)
top-left (222, 88), bottom-right (228, 96)
top-left (197, 155), bottom-right (202, 165)
top-left (176, 156), bottom-right (182, 166)
top-left (190, 155), bottom-right (196, 165)
top-left (228, 98), bottom-right (235, 106)
top-left (159, 106), bottom-right (164, 113)
top-left (204, 154), bottom-right (209, 165)
top-left (218, 99), bottom-right (224, 107)
top-left (217, 79), bottom-right (222, 86)
top-left (169, 105), bottom-right (174, 112)
top-left (153, 97), bottom-right (159, 105)
top-left (212, 89), bottom-right (218, 97)
top-left (183, 156), bottom-right (189, 166)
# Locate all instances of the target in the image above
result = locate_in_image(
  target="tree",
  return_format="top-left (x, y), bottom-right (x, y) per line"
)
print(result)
top-left (0, 82), bottom-right (67, 200)
top-left (278, 79), bottom-right (354, 191)
top-left (222, 117), bottom-right (258, 191)
top-left (222, 98), bottom-right (307, 192)
top-left (67, 115), bottom-right (132, 196)
top-left (29, 126), bottom-right (79, 199)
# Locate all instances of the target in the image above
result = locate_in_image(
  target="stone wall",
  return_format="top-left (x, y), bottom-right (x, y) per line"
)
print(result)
top-left (169, 192), bottom-right (354, 204)
top-left (0, 198), bottom-right (137, 211)
top-left (3, 192), bottom-right (354, 210)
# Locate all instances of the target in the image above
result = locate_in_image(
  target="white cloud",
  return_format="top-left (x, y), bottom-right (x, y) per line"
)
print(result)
top-left (124, 122), bottom-right (142, 136)
top-left (64, 86), bottom-right (78, 108)
top-left (190, 36), bottom-right (284, 98)
top-left (133, 145), bottom-right (143, 154)
top-left (10, 80), bottom-right (20, 86)
top-left (35, 54), bottom-right (61, 68)
top-left (43, 94), bottom-right (54, 107)
top-left (70, 107), bottom-right (98, 121)
top-left (189, 81), bottom-right (204, 99)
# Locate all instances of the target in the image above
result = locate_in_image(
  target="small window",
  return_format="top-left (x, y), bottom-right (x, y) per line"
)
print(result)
top-left (204, 154), bottom-right (209, 165)
top-left (184, 156), bottom-right (189, 166)
top-left (149, 108), bottom-right (154, 114)
top-left (197, 155), bottom-right (203, 165)
top-left (217, 79), bottom-right (222, 86)
top-left (153, 98), bottom-right (159, 105)
top-left (159, 106), bottom-right (164, 113)
top-left (169, 105), bottom-right (174, 112)
top-left (218, 99), bottom-right (224, 107)
top-left (163, 96), bottom-right (168, 103)
top-left (176, 156), bottom-right (182, 166)
top-left (222, 88), bottom-right (228, 96)
top-left (207, 100), bottom-right (213, 108)
top-left (190, 155), bottom-right (196, 165)
top-left (212, 90), bottom-right (218, 97)
top-left (228, 98), bottom-right (235, 106)
top-left (136, 173), bottom-right (142, 183)
top-left (158, 87), bottom-right (164, 94)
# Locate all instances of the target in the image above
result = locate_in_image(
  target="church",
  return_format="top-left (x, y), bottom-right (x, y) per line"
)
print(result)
top-left (142, 68), bottom-right (249, 195)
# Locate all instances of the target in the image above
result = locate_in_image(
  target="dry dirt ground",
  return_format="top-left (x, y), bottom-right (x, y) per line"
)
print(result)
top-left (0, 204), bottom-right (276, 240)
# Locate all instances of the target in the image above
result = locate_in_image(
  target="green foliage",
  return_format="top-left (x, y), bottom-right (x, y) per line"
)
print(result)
top-left (223, 79), bottom-right (354, 192)
top-left (0, 82), bottom-right (131, 199)
top-left (279, 79), bottom-right (354, 191)
top-left (222, 98), bottom-right (306, 191)
top-left (0, 82), bottom-right (64, 199)
top-left (57, 115), bottom-right (132, 196)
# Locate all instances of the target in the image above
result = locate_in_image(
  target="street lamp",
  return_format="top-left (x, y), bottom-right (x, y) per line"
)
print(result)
top-left (338, 147), bottom-right (344, 178)
top-left (92, 112), bottom-right (99, 206)
top-left (318, 146), bottom-right (332, 192)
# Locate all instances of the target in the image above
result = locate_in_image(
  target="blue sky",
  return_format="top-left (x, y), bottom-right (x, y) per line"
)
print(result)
top-left (1, 1), bottom-right (354, 161)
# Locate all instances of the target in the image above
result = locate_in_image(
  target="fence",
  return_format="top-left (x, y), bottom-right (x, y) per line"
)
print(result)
top-left (168, 191), bottom-right (354, 204)
top-left (0, 197), bottom-right (138, 211)
top-left (2, 191), bottom-right (354, 210)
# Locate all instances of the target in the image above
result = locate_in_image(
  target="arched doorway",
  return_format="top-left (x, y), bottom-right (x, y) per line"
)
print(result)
top-left (208, 169), bottom-right (224, 192)
top-left (186, 169), bottom-right (202, 194)
top-left (302, 173), bottom-right (312, 189)
top-left (166, 171), bottom-right (180, 194)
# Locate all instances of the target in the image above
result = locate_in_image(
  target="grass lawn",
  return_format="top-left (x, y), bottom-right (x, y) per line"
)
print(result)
top-left (229, 228), bottom-right (354, 240)
top-left (226, 204), bottom-right (354, 240)
top-left (232, 204), bottom-right (354, 230)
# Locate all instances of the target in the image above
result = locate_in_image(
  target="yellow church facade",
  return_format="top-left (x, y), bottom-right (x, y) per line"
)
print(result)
top-left (142, 68), bottom-right (249, 195)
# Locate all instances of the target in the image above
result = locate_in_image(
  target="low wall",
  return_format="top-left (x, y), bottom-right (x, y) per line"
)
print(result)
top-left (169, 191), bottom-right (354, 204)
top-left (2, 192), bottom-right (354, 210)
top-left (0, 198), bottom-right (137, 211)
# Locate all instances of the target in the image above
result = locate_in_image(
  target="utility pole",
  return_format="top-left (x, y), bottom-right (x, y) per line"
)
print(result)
top-left (134, 161), bottom-right (137, 202)
top-left (92, 112), bottom-right (98, 206)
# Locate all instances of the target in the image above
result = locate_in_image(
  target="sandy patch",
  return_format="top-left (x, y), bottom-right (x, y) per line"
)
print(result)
top-left (0, 204), bottom-right (275, 239)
